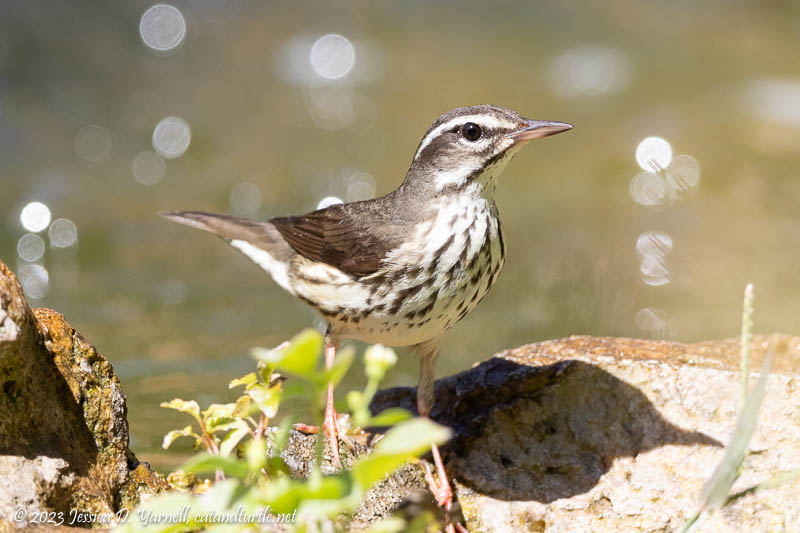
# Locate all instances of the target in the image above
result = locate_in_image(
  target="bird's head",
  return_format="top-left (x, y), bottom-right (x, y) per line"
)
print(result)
top-left (405, 104), bottom-right (572, 195)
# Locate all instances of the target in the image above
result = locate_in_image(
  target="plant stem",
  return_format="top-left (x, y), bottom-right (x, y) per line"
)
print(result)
top-left (740, 283), bottom-right (754, 402)
top-left (255, 413), bottom-right (266, 440)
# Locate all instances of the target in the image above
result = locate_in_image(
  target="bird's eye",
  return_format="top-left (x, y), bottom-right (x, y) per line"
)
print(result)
top-left (461, 122), bottom-right (482, 142)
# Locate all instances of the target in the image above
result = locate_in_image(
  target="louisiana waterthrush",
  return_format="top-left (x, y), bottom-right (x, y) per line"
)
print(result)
top-left (162, 104), bottom-right (572, 512)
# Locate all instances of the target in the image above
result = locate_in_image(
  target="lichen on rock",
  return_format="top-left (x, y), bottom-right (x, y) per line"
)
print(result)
top-left (0, 259), bottom-right (166, 529)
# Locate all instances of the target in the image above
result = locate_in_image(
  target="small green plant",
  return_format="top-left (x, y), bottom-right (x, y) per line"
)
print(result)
top-left (118, 330), bottom-right (450, 532)
top-left (681, 284), bottom-right (800, 532)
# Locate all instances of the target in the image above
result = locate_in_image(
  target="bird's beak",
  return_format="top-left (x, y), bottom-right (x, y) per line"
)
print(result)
top-left (507, 120), bottom-right (573, 142)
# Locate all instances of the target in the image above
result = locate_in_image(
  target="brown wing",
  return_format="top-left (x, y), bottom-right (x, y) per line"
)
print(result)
top-left (270, 204), bottom-right (390, 277)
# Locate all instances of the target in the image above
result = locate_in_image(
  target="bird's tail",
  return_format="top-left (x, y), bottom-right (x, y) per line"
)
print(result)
top-left (160, 210), bottom-right (296, 293)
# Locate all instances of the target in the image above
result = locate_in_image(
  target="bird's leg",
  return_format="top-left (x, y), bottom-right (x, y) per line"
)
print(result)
top-left (418, 416), bottom-right (453, 511)
top-left (293, 336), bottom-right (354, 468)
top-left (414, 338), bottom-right (454, 512)
top-left (322, 336), bottom-right (346, 469)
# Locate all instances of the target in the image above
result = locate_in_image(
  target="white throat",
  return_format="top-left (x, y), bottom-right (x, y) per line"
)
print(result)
top-left (433, 144), bottom-right (522, 192)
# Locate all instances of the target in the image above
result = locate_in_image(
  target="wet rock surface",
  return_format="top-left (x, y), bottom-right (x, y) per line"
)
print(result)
top-left (0, 260), bottom-right (166, 530)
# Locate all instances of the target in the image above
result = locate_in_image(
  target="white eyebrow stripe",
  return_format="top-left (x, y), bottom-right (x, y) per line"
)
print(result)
top-left (412, 114), bottom-right (516, 161)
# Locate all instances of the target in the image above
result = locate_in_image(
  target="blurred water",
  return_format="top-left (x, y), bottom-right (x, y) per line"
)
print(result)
top-left (1, 0), bottom-right (799, 469)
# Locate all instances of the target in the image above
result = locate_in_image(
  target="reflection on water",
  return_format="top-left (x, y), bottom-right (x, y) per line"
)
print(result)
top-left (229, 182), bottom-right (262, 215)
top-left (14, 200), bottom-right (78, 301)
top-left (666, 155), bottom-right (700, 191)
top-left (17, 233), bottom-right (45, 262)
top-left (20, 202), bottom-right (51, 233)
top-left (635, 136), bottom-right (672, 173)
top-left (152, 116), bottom-right (191, 159)
top-left (74, 125), bottom-right (112, 163)
top-left (49, 218), bottom-right (79, 248)
top-left (139, 4), bottom-right (186, 54)
top-left (743, 79), bottom-right (800, 127)
top-left (17, 263), bottom-right (49, 300)
top-left (309, 34), bottom-right (356, 81)
top-left (132, 151), bottom-right (167, 186)
top-left (549, 45), bottom-right (631, 97)
top-left (347, 172), bottom-right (376, 202)
top-left (630, 170), bottom-right (668, 207)
top-left (634, 307), bottom-right (670, 339)
top-left (636, 231), bottom-right (672, 287)
top-left (317, 196), bottom-right (344, 210)
top-left (1, 1), bottom-right (799, 469)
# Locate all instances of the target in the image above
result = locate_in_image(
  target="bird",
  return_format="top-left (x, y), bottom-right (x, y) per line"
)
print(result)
top-left (161, 104), bottom-right (572, 515)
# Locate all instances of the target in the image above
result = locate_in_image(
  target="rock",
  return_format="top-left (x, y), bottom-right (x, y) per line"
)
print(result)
top-left (0, 260), bottom-right (167, 530)
top-left (278, 427), bottom-right (440, 531)
top-left (362, 335), bottom-right (800, 532)
top-left (3, 250), bottom-right (798, 532)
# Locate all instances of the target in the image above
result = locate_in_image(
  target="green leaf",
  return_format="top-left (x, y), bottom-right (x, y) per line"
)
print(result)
top-left (232, 394), bottom-right (255, 418)
top-left (280, 329), bottom-right (324, 379)
top-left (256, 359), bottom-right (276, 384)
top-left (348, 389), bottom-right (370, 427)
top-left (161, 399), bottom-right (201, 423)
top-left (368, 408), bottom-right (412, 427)
top-left (196, 478), bottom-right (242, 512)
top-left (204, 403), bottom-right (246, 433)
top-left (267, 417), bottom-right (294, 475)
top-left (249, 474), bottom-right (351, 517)
top-left (373, 418), bottom-right (451, 457)
top-left (404, 512), bottom-right (440, 533)
top-left (124, 491), bottom-right (197, 532)
top-left (352, 418), bottom-right (452, 491)
top-left (362, 517), bottom-right (408, 533)
top-left (318, 345), bottom-right (355, 388)
top-left (203, 402), bottom-right (235, 421)
top-left (229, 372), bottom-right (257, 389)
top-left (246, 382), bottom-right (281, 418)
top-left (230, 484), bottom-right (271, 515)
top-left (255, 329), bottom-right (323, 380)
top-left (245, 436), bottom-right (267, 473)
top-left (208, 419), bottom-right (248, 435)
top-left (352, 453), bottom-right (411, 491)
top-left (182, 453), bottom-right (250, 480)
top-left (297, 490), bottom-right (360, 521)
top-left (162, 425), bottom-right (198, 450)
top-left (219, 423), bottom-right (251, 457)
top-left (252, 341), bottom-right (286, 380)
top-left (203, 525), bottom-right (245, 533)
top-left (281, 381), bottom-right (310, 401)
top-left (346, 390), bottom-right (366, 413)
top-left (251, 346), bottom-right (275, 363)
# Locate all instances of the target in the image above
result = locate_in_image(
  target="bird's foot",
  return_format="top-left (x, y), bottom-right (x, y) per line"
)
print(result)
top-left (422, 442), bottom-right (453, 510)
top-left (422, 442), bottom-right (467, 533)
top-left (323, 400), bottom-right (344, 468)
top-left (292, 422), bottom-right (319, 434)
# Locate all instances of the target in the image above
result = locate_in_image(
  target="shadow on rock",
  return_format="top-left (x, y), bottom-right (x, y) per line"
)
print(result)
top-left (0, 313), bottom-right (100, 470)
top-left (371, 357), bottom-right (720, 503)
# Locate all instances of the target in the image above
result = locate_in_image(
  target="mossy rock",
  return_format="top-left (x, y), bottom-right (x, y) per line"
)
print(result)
top-left (0, 260), bottom-right (167, 529)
